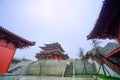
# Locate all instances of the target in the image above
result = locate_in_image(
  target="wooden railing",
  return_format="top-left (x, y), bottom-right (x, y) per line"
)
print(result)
top-left (92, 56), bottom-right (120, 74)
top-left (103, 59), bottom-right (120, 74)
top-left (93, 57), bottom-right (102, 64)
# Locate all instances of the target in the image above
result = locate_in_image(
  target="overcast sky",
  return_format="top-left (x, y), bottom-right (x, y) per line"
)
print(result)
top-left (0, 0), bottom-right (115, 60)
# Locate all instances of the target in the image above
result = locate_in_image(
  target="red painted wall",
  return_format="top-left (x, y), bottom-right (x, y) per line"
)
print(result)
top-left (0, 40), bottom-right (16, 74)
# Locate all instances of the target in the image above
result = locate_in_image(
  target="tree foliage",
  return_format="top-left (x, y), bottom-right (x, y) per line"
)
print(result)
top-left (77, 47), bottom-right (84, 59)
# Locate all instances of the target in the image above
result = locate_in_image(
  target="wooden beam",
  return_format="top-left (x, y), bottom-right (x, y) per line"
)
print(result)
top-left (105, 48), bottom-right (120, 58)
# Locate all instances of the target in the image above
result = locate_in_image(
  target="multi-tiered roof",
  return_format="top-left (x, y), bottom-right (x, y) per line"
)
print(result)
top-left (40, 42), bottom-right (64, 52)
top-left (36, 43), bottom-right (69, 60)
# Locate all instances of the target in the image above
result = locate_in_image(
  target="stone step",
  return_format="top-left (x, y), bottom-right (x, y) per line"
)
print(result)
top-left (64, 62), bottom-right (73, 77)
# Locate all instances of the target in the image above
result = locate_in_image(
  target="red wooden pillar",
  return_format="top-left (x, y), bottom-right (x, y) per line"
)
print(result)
top-left (55, 55), bottom-right (57, 60)
top-left (57, 56), bottom-right (61, 60)
top-left (0, 39), bottom-right (16, 74)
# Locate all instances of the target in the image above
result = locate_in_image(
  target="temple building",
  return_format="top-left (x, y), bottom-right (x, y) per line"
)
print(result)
top-left (0, 26), bottom-right (35, 74)
top-left (35, 43), bottom-right (69, 60)
top-left (87, 0), bottom-right (120, 44)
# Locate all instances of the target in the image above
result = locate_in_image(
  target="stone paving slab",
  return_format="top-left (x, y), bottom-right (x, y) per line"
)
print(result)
top-left (20, 76), bottom-right (96, 80)
top-left (0, 75), bottom-right (102, 80)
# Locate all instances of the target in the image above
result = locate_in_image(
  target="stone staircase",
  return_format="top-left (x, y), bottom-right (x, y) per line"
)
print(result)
top-left (64, 62), bottom-right (73, 77)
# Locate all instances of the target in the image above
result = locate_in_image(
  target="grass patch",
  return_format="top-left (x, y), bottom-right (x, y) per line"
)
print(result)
top-left (75, 73), bottom-right (120, 80)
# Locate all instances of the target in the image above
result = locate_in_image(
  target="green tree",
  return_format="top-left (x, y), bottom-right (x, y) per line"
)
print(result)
top-left (91, 39), bottom-right (111, 80)
top-left (77, 48), bottom-right (84, 59)
top-left (77, 47), bottom-right (87, 74)
top-left (39, 60), bottom-right (46, 76)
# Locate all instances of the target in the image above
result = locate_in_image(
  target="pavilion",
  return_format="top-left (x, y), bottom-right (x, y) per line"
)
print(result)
top-left (35, 43), bottom-right (69, 60)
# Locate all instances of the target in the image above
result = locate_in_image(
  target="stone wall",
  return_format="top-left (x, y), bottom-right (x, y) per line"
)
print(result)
top-left (8, 60), bottom-right (68, 76)
top-left (74, 59), bottom-right (97, 74)
top-left (24, 60), bottom-right (68, 76)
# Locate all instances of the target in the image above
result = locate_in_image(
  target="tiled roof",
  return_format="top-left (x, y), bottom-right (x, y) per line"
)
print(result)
top-left (0, 26), bottom-right (35, 48)
top-left (101, 42), bottom-right (119, 55)
top-left (87, 0), bottom-right (120, 39)
top-left (88, 46), bottom-right (103, 54)
top-left (88, 42), bottom-right (120, 56)
top-left (40, 42), bottom-right (64, 52)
